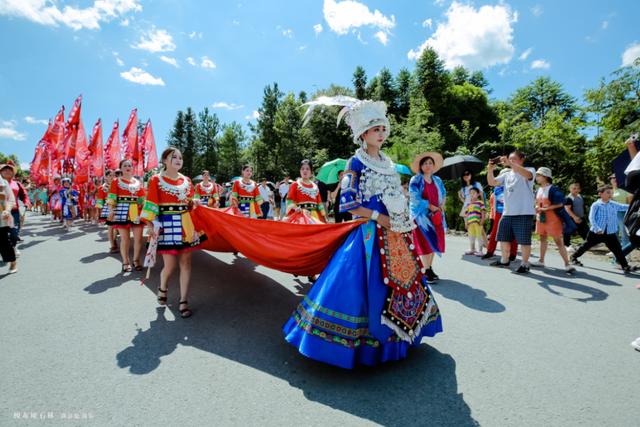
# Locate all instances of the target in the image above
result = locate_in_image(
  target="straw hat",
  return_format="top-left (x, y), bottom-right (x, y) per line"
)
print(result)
top-left (0, 160), bottom-right (17, 173)
top-left (411, 152), bottom-right (444, 174)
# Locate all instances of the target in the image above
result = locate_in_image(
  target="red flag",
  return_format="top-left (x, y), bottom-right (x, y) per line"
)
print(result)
top-left (141, 119), bottom-right (158, 171)
top-left (87, 119), bottom-right (104, 177)
top-left (74, 120), bottom-right (90, 184)
top-left (50, 106), bottom-right (65, 164)
top-left (122, 108), bottom-right (138, 161)
top-left (63, 95), bottom-right (83, 161)
top-left (104, 120), bottom-right (121, 170)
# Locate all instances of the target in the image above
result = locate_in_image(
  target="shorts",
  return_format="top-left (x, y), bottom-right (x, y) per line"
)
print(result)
top-left (497, 215), bottom-right (534, 246)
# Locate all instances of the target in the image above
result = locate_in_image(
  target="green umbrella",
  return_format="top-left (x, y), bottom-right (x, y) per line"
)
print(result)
top-left (316, 158), bottom-right (347, 184)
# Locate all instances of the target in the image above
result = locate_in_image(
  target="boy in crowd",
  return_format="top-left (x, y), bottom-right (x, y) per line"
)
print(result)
top-left (563, 183), bottom-right (589, 250)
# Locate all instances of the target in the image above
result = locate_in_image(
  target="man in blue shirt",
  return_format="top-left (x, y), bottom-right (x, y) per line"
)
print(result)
top-left (570, 185), bottom-right (631, 273)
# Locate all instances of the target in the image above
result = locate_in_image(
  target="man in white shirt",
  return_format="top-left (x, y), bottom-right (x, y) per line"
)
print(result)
top-left (258, 179), bottom-right (273, 220)
top-left (277, 176), bottom-right (290, 219)
top-left (487, 150), bottom-right (536, 273)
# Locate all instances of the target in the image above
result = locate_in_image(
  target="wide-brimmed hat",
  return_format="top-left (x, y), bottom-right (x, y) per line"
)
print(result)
top-left (0, 160), bottom-right (17, 173)
top-left (536, 167), bottom-right (553, 179)
top-left (411, 152), bottom-right (444, 174)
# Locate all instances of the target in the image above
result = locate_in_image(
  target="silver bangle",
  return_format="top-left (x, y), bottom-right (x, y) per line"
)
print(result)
top-left (370, 210), bottom-right (380, 221)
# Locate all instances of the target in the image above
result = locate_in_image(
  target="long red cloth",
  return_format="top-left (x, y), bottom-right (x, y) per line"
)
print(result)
top-left (191, 206), bottom-right (363, 276)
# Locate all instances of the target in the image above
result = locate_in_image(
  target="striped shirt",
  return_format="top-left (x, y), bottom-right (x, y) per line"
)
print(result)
top-left (465, 201), bottom-right (485, 224)
top-left (588, 199), bottom-right (629, 234)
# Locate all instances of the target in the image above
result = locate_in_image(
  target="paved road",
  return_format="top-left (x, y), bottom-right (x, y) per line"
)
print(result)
top-left (1, 214), bottom-right (638, 426)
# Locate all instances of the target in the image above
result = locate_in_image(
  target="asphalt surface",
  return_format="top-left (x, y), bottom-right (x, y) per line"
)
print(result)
top-left (0, 213), bottom-right (638, 427)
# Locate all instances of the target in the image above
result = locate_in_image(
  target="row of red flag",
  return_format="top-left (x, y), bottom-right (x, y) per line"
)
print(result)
top-left (29, 95), bottom-right (158, 186)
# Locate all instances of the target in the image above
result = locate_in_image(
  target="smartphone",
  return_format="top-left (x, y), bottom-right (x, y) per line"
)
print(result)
top-left (489, 156), bottom-right (502, 165)
top-left (632, 133), bottom-right (639, 141)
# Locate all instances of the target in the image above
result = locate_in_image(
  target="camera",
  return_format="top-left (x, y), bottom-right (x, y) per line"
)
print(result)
top-left (489, 156), bottom-right (502, 165)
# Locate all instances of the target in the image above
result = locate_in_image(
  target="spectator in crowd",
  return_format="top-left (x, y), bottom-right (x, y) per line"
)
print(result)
top-left (276, 175), bottom-right (290, 220)
top-left (331, 170), bottom-right (352, 223)
top-left (530, 167), bottom-right (576, 274)
top-left (0, 174), bottom-right (17, 274)
top-left (609, 174), bottom-right (632, 249)
top-left (458, 170), bottom-right (484, 225)
top-left (464, 187), bottom-right (485, 256)
top-left (487, 151), bottom-right (536, 274)
top-left (0, 161), bottom-right (28, 251)
top-left (483, 170), bottom-right (518, 260)
top-left (563, 183), bottom-right (589, 250)
top-left (570, 185), bottom-right (631, 273)
top-left (258, 178), bottom-right (274, 220)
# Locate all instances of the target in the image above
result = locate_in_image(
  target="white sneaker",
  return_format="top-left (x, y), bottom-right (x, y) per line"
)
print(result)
top-left (565, 265), bottom-right (576, 274)
top-left (530, 260), bottom-right (545, 268)
top-left (565, 246), bottom-right (575, 253)
top-left (631, 338), bottom-right (640, 352)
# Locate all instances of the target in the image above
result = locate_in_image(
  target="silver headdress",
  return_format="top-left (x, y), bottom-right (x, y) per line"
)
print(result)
top-left (302, 96), bottom-right (391, 145)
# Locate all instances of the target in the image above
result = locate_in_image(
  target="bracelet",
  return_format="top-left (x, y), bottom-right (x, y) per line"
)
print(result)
top-left (370, 210), bottom-right (380, 221)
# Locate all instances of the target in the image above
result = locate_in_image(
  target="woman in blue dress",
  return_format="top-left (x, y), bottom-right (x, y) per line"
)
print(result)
top-left (283, 99), bottom-right (443, 369)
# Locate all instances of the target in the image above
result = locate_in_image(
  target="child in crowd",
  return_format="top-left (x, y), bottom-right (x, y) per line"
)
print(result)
top-left (464, 187), bottom-right (486, 256)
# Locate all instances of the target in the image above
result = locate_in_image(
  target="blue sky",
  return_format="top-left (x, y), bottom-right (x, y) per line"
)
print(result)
top-left (1, 0), bottom-right (639, 170)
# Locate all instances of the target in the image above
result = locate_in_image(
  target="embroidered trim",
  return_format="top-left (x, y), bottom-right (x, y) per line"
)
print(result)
top-left (296, 304), bottom-right (369, 338)
top-left (296, 179), bottom-right (319, 199)
top-left (117, 177), bottom-right (141, 196)
top-left (302, 295), bottom-right (368, 324)
top-left (158, 174), bottom-right (191, 201)
top-left (198, 182), bottom-right (215, 195)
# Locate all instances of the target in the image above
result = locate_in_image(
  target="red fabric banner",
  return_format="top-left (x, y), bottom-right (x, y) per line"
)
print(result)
top-left (63, 95), bottom-right (82, 161)
top-left (191, 207), bottom-right (363, 276)
top-left (73, 120), bottom-right (90, 183)
top-left (122, 108), bottom-right (137, 161)
top-left (88, 119), bottom-right (104, 177)
top-left (104, 121), bottom-right (121, 170)
top-left (141, 120), bottom-right (158, 171)
top-left (49, 106), bottom-right (65, 167)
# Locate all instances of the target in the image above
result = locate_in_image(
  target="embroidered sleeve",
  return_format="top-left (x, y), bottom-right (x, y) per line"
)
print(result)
top-left (95, 189), bottom-right (104, 208)
top-left (187, 178), bottom-right (195, 200)
top-left (254, 184), bottom-right (263, 204)
top-left (286, 181), bottom-right (299, 213)
top-left (231, 180), bottom-right (239, 201)
top-left (137, 181), bottom-right (146, 205)
top-left (193, 183), bottom-right (201, 199)
top-left (106, 179), bottom-right (118, 206)
top-left (339, 158), bottom-right (361, 212)
top-left (140, 175), bottom-right (159, 222)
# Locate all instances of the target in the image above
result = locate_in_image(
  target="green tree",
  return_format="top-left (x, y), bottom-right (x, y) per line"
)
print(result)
top-left (352, 66), bottom-right (367, 100)
top-left (195, 107), bottom-right (221, 175)
top-left (395, 68), bottom-right (412, 120)
top-left (218, 122), bottom-right (245, 181)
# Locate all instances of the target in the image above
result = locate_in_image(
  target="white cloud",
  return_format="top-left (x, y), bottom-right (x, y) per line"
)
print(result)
top-left (159, 55), bottom-right (178, 67)
top-left (20, 162), bottom-right (30, 170)
top-left (116, 57), bottom-right (124, 66)
top-left (374, 31), bottom-right (388, 46)
top-left (120, 18), bottom-right (129, 26)
top-left (24, 116), bottom-right (48, 125)
top-left (0, 119), bottom-right (26, 141)
top-left (200, 56), bottom-right (216, 69)
top-left (433, 0), bottom-right (446, 6)
top-left (531, 59), bottom-right (550, 70)
top-left (408, 2), bottom-right (516, 70)
top-left (0, 0), bottom-right (142, 31)
top-left (314, 23), bottom-right (323, 34)
top-left (212, 102), bottom-right (244, 110)
top-left (120, 67), bottom-right (165, 86)
top-left (531, 4), bottom-right (543, 17)
top-left (601, 20), bottom-right (609, 30)
top-left (186, 56), bottom-right (196, 66)
top-left (298, 45), bottom-right (308, 51)
top-left (188, 31), bottom-right (203, 39)
top-left (519, 47), bottom-right (533, 61)
top-left (232, 19), bottom-right (240, 25)
top-left (622, 42), bottom-right (640, 67)
top-left (422, 18), bottom-right (432, 29)
top-left (281, 28), bottom-right (293, 38)
top-left (323, 0), bottom-right (395, 40)
top-left (245, 110), bottom-right (260, 120)
top-left (131, 27), bottom-right (175, 53)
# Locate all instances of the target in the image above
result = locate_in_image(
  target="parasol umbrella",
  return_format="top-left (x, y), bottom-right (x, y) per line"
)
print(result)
top-left (612, 139), bottom-right (640, 192)
top-left (437, 155), bottom-right (484, 180)
top-left (395, 163), bottom-right (412, 176)
top-left (143, 221), bottom-right (161, 282)
top-left (316, 158), bottom-right (347, 184)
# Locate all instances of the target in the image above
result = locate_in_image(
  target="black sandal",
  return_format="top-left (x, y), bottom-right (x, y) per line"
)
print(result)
top-left (179, 300), bottom-right (192, 318)
top-left (157, 287), bottom-right (168, 305)
top-left (134, 262), bottom-right (143, 271)
top-left (122, 263), bottom-right (132, 272)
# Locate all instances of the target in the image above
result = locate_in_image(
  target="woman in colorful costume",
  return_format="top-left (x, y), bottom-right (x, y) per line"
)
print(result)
top-left (409, 152), bottom-right (447, 283)
top-left (230, 165), bottom-right (262, 218)
top-left (194, 170), bottom-right (220, 208)
top-left (107, 159), bottom-right (145, 272)
top-left (141, 147), bottom-right (205, 318)
top-left (96, 170), bottom-right (118, 253)
top-left (285, 159), bottom-right (326, 223)
top-left (283, 98), bottom-right (442, 369)
top-left (60, 177), bottom-right (79, 230)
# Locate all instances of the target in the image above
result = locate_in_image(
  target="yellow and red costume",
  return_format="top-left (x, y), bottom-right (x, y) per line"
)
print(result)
top-left (286, 179), bottom-right (326, 223)
top-left (194, 181), bottom-right (221, 207)
top-left (141, 174), bottom-right (206, 254)
top-left (95, 183), bottom-right (110, 222)
top-left (106, 177), bottom-right (145, 228)
top-left (231, 179), bottom-right (262, 218)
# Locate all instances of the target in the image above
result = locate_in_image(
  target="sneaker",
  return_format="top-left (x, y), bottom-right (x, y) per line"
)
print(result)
top-left (509, 255), bottom-right (517, 262)
top-left (424, 268), bottom-right (437, 284)
top-left (464, 250), bottom-right (475, 255)
top-left (515, 263), bottom-right (530, 274)
top-left (8, 262), bottom-right (17, 274)
top-left (428, 268), bottom-right (440, 282)
top-left (570, 256), bottom-right (583, 266)
top-left (490, 260), bottom-right (510, 268)
top-left (631, 338), bottom-right (640, 352)
top-left (481, 253), bottom-right (494, 260)
top-left (565, 246), bottom-right (575, 253)
top-left (474, 251), bottom-right (484, 257)
top-left (565, 265), bottom-right (577, 275)
top-left (530, 260), bottom-right (545, 268)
